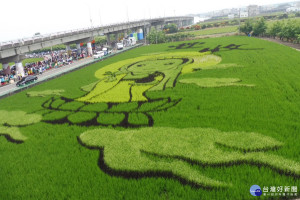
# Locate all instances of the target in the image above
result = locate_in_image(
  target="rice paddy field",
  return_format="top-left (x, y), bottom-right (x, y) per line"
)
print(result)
top-left (0, 36), bottom-right (299, 200)
top-left (186, 26), bottom-right (238, 36)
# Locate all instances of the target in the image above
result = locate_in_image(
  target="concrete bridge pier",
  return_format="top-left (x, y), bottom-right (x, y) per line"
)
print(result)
top-left (178, 20), bottom-right (183, 28)
top-left (115, 32), bottom-right (119, 42)
top-left (76, 43), bottom-right (81, 55)
top-left (1, 63), bottom-right (10, 75)
top-left (0, 54), bottom-right (26, 77)
top-left (15, 62), bottom-right (25, 77)
top-left (106, 34), bottom-right (111, 46)
top-left (2, 63), bottom-right (9, 70)
top-left (87, 42), bottom-right (92, 57)
top-left (66, 44), bottom-right (71, 56)
top-left (146, 26), bottom-right (151, 35)
top-left (71, 37), bottom-right (93, 56)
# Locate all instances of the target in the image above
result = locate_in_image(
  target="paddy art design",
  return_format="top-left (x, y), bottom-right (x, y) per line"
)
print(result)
top-left (23, 50), bottom-right (286, 188)
top-left (79, 127), bottom-right (300, 188)
top-left (77, 52), bottom-right (245, 103)
top-left (30, 52), bottom-right (251, 128)
top-left (168, 42), bottom-right (264, 53)
top-left (0, 110), bottom-right (41, 143)
top-left (2, 36), bottom-right (300, 199)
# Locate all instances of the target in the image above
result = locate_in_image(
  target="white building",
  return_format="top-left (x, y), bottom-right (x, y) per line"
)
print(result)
top-left (240, 12), bottom-right (249, 18)
top-left (228, 14), bottom-right (235, 19)
top-left (286, 7), bottom-right (300, 12)
top-left (248, 5), bottom-right (260, 17)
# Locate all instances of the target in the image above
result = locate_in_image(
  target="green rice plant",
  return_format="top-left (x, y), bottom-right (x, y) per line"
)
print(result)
top-left (67, 112), bottom-right (97, 124)
top-left (181, 55), bottom-right (221, 74)
top-left (128, 113), bottom-right (149, 125)
top-left (0, 110), bottom-right (41, 142)
top-left (1, 36), bottom-right (300, 199)
top-left (59, 101), bottom-right (85, 111)
top-left (179, 78), bottom-right (255, 88)
top-left (80, 52), bottom-right (215, 103)
top-left (0, 110), bottom-right (41, 126)
top-left (0, 126), bottom-right (27, 142)
top-left (77, 74), bottom-right (126, 103)
top-left (43, 111), bottom-right (71, 121)
top-left (80, 81), bottom-right (99, 92)
top-left (138, 99), bottom-right (168, 112)
top-left (201, 63), bottom-right (242, 70)
top-left (131, 84), bottom-right (154, 102)
top-left (186, 26), bottom-right (238, 36)
top-left (50, 98), bottom-right (66, 109)
top-left (89, 81), bottom-right (133, 103)
top-left (27, 90), bottom-right (65, 97)
top-left (109, 102), bottom-right (139, 112)
top-left (79, 103), bottom-right (108, 112)
top-left (97, 113), bottom-right (125, 125)
top-left (79, 127), bottom-right (299, 188)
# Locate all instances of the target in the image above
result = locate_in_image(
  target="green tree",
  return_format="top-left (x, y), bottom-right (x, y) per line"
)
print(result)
top-left (253, 17), bottom-right (267, 36)
top-left (240, 19), bottom-right (253, 35)
top-left (94, 36), bottom-right (107, 45)
top-left (268, 21), bottom-right (283, 38)
top-left (163, 23), bottom-right (178, 33)
top-left (147, 28), bottom-right (166, 44)
top-left (283, 20), bottom-right (298, 41)
top-left (278, 13), bottom-right (288, 19)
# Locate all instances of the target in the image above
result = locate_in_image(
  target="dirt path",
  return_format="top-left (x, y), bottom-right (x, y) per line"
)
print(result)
top-left (259, 37), bottom-right (300, 51)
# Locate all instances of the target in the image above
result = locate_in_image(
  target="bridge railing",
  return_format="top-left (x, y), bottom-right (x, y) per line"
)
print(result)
top-left (0, 16), bottom-right (193, 49)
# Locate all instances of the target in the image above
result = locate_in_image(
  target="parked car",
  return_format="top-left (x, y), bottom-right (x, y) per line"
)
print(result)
top-left (93, 51), bottom-right (105, 59)
top-left (102, 48), bottom-right (112, 55)
top-left (16, 75), bottom-right (38, 87)
top-left (116, 43), bottom-right (124, 50)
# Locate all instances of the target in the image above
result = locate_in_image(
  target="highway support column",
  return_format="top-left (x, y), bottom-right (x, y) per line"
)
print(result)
top-left (87, 42), bottom-right (92, 57)
top-left (15, 62), bottom-right (25, 77)
top-left (76, 43), bottom-right (81, 55)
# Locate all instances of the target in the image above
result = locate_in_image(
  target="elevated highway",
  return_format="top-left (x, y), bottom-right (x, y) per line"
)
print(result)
top-left (0, 16), bottom-right (194, 76)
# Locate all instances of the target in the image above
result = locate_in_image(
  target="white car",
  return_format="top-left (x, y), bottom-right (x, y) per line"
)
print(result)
top-left (116, 43), bottom-right (124, 50)
top-left (93, 51), bottom-right (105, 59)
top-left (102, 48), bottom-right (112, 55)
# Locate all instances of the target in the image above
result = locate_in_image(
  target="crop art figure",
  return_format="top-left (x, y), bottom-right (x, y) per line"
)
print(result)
top-left (79, 127), bottom-right (300, 188)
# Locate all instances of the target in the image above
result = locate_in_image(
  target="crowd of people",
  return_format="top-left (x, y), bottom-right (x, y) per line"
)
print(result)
top-left (0, 50), bottom-right (89, 86)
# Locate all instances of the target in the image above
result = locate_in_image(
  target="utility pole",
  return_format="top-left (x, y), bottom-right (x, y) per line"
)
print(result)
top-left (89, 6), bottom-right (93, 27)
top-left (99, 8), bottom-right (102, 26)
top-left (156, 29), bottom-right (158, 44)
top-left (144, 12), bottom-right (147, 45)
top-left (126, 6), bottom-right (129, 22)
top-left (238, 8), bottom-right (241, 34)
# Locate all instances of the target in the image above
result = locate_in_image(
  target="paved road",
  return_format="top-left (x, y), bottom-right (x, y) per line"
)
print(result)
top-left (0, 57), bottom-right (94, 97)
top-left (0, 44), bottom-right (143, 98)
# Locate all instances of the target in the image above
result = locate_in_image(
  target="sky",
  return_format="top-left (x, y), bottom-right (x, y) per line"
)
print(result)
top-left (0, 0), bottom-right (295, 42)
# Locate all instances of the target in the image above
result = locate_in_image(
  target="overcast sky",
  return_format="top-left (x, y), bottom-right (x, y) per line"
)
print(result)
top-left (0, 0), bottom-right (294, 42)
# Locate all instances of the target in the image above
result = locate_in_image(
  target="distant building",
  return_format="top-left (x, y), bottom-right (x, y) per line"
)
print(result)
top-left (286, 7), bottom-right (300, 12)
top-left (248, 5), bottom-right (260, 17)
top-left (228, 14), bottom-right (235, 19)
top-left (230, 8), bottom-right (239, 15)
top-left (240, 12), bottom-right (248, 18)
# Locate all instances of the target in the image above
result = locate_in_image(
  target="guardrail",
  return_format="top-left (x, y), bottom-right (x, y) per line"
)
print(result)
top-left (0, 43), bottom-right (144, 99)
